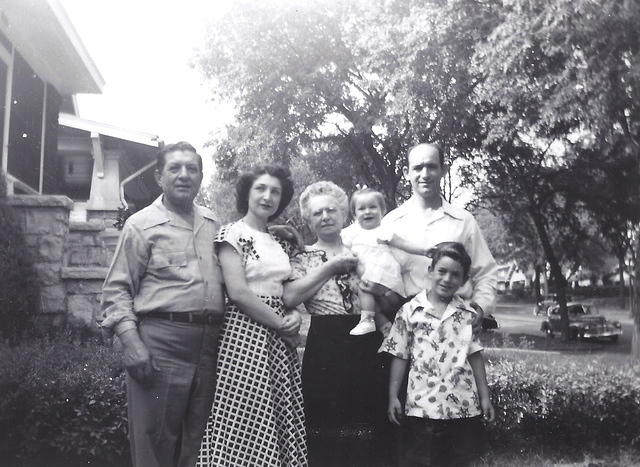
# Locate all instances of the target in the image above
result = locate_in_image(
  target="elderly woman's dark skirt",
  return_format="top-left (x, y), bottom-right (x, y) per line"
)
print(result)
top-left (303, 314), bottom-right (396, 466)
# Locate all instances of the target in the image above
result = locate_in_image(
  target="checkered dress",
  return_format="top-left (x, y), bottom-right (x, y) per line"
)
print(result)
top-left (198, 222), bottom-right (307, 467)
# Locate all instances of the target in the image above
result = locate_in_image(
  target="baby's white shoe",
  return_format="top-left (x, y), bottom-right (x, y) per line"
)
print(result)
top-left (350, 310), bottom-right (376, 335)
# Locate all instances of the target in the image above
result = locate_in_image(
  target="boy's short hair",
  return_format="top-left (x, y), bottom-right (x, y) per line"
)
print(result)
top-left (349, 187), bottom-right (387, 216)
top-left (427, 242), bottom-right (472, 278)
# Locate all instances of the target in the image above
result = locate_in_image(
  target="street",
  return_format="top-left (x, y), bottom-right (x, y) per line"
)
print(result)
top-left (484, 300), bottom-right (634, 354)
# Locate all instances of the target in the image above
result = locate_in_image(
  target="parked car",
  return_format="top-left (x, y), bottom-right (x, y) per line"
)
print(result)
top-left (533, 293), bottom-right (571, 316)
top-left (540, 302), bottom-right (622, 341)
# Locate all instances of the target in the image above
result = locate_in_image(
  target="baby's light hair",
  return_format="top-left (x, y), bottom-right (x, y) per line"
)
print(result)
top-left (350, 187), bottom-right (387, 217)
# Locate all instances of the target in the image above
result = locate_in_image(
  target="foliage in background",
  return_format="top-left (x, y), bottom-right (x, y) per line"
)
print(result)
top-left (113, 206), bottom-right (134, 231)
top-left (195, 0), bottom-right (494, 209)
top-left (0, 171), bottom-right (39, 345)
top-left (1, 338), bottom-right (639, 464)
top-left (465, 0), bottom-right (640, 336)
top-left (0, 335), bottom-right (128, 466)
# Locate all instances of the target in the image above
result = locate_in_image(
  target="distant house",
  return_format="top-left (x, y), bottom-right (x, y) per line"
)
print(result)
top-left (0, 0), bottom-right (161, 327)
top-left (0, 0), bottom-right (161, 215)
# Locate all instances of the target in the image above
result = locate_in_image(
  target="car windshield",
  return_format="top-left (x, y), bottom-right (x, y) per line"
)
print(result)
top-left (549, 304), bottom-right (595, 316)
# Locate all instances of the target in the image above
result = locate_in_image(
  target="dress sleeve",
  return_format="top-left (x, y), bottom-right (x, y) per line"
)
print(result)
top-left (289, 251), bottom-right (308, 281)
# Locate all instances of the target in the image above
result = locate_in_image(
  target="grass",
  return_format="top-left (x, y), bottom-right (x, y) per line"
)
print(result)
top-left (475, 446), bottom-right (640, 467)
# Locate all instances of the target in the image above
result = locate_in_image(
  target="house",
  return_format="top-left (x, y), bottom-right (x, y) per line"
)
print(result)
top-left (1, 0), bottom-right (162, 328)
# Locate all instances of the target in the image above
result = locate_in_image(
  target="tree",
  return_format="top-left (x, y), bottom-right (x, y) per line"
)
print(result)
top-left (196, 0), bottom-right (494, 207)
top-left (469, 0), bottom-right (640, 339)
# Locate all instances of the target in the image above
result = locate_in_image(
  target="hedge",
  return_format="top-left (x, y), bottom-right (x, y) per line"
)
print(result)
top-left (486, 352), bottom-right (640, 449)
top-left (1, 338), bottom-right (639, 465)
top-left (0, 335), bottom-right (128, 466)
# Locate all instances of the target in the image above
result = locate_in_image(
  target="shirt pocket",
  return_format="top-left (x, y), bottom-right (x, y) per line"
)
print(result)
top-left (149, 250), bottom-right (188, 269)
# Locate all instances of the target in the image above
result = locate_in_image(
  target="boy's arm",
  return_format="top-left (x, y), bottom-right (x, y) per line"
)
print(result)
top-left (388, 356), bottom-right (409, 425)
top-left (468, 351), bottom-right (495, 422)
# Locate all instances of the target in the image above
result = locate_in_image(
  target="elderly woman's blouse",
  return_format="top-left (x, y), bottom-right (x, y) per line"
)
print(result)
top-left (217, 220), bottom-right (292, 297)
top-left (290, 246), bottom-right (361, 315)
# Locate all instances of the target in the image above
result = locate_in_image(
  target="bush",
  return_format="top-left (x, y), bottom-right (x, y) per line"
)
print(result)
top-left (486, 352), bottom-right (640, 450)
top-left (0, 171), bottom-right (40, 345)
top-left (1, 336), bottom-right (639, 465)
top-left (0, 334), bottom-right (128, 466)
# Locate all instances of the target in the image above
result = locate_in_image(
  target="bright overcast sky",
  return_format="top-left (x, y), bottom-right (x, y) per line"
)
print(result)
top-left (58, 0), bottom-right (235, 179)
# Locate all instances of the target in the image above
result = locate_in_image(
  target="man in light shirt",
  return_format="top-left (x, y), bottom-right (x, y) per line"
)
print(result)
top-left (99, 142), bottom-right (225, 467)
top-left (373, 143), bottom-right (498, 323)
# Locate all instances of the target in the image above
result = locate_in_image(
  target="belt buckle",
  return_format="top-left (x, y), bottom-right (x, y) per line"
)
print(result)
top-left (205, 313), bottom-right (214, 324)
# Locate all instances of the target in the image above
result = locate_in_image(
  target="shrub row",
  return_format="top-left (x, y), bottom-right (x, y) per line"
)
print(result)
top-left (486, 353), bottom-right (640, 449)
top-left (1, 338), bottom-right (639, 465)
top-left (0, 336), bottom-right (128, 466)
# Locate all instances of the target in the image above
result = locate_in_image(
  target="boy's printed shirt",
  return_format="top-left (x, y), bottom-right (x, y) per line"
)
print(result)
top-left (379, 291), bottom-right (483, 420)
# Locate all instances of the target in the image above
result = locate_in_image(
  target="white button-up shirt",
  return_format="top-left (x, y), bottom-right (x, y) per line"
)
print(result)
top-left (379, 292), bottom-right (483, 420)
top-left (381, 196), bottom-right (498, 312)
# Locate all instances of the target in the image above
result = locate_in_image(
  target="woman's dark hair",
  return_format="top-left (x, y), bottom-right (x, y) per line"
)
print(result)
top-left (236, 164), bottom-right (294, 221)
top-left (427, 242), bottom-right (472, 279)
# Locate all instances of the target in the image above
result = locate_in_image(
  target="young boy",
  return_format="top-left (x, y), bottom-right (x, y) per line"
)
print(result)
top-left (380, 241), bottom-right (495, 467)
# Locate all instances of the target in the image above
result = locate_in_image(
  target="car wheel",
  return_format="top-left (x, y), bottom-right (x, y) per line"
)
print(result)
top-left (545, 328), bottom-right (554, 339)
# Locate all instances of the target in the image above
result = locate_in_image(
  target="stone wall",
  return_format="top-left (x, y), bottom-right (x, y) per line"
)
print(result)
top-left (6, 195), bottom-right (120, 331)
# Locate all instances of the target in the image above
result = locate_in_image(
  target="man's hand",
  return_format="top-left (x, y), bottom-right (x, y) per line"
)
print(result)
top-left (480, 396), bottom-right (495, 422)
top-left (388, 397), bottom-right (404, 426)
top-left (119, 329), bottom-right (157, 383)
top-left (280, 310), bottom-right (302, 336)
top-left (268, 224), bottom-right (304, 250)
top-left (470, 302), bottom-right (485, 335)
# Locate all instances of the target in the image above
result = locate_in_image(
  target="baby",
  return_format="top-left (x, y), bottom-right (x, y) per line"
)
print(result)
top-left (342, 188), bottom-right (429, 335)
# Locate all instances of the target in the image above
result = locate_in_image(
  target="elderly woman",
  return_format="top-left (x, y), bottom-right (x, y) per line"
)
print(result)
top-left (198, 167), bottom-right (355, 467)
top-left (290, 181), bottom-right (393, 465)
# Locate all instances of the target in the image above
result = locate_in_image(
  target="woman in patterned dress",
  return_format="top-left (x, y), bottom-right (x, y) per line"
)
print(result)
top-left (291, 181), bottom-right (394, 466)
top-left (198, 166), bottom-right (357, 467)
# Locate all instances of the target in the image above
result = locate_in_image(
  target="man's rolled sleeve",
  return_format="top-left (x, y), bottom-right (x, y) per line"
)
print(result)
top-left (466, 218), bottom-right (498, 313)
top-left (99, 222), bottom-right (149, 336)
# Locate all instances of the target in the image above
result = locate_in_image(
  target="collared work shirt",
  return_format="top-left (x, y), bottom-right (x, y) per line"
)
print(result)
top-left (379, 292), bottom-right (482, 420)
top-left (381, 196), bottom-right (498, 312)
top-left (99, 196), bottom-right (225, 335)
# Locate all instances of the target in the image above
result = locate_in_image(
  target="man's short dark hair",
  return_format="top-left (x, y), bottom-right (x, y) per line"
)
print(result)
top-left (235, 164), bottom-right (295, 221)
top-left (156, 141), bottom-right (203, 172)
top-left (406, 143), bottom-right (445, 168)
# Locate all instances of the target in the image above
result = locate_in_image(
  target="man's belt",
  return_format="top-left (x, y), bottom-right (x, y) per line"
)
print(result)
top-left (144, 311), bottom-right (224, 325)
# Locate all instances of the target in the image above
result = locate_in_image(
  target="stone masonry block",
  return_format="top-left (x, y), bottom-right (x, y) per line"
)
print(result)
top-left (64, 279), bottom-right (105, 295)
top-left (38, 236), bottom-right (65, 262)
top-left (67, 294), bottom-right (101, 329)
top-left (40, 284), bottom-right (66, 313)
top-left (34, 263), bottom-right (61, 286)
top-left (69, 247), bottom-right (106, 267)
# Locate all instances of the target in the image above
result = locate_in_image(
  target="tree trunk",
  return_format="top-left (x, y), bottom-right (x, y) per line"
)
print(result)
top-left (618, 253), bottom-right (626, 307)
top-left (533, 265), bottom-right (541, 300)
top-left (529, 207), bottom-right (570, 340)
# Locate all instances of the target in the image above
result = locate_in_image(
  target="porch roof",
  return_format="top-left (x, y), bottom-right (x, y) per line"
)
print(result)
top-left (0, 0), bottom-right (104, 94)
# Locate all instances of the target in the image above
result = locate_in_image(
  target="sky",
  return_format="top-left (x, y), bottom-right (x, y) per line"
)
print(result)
top-left (58, 0), bottom-right (235, 179)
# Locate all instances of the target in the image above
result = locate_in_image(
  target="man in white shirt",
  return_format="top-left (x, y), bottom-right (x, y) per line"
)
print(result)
top-left (370, 143), bottom-right (498, 321)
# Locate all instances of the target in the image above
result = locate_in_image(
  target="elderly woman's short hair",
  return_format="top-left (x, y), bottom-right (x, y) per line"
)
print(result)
top-left (299, 181), bottom-right (349, 221)
top-left (236, 164), bottom-right (294, 221)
